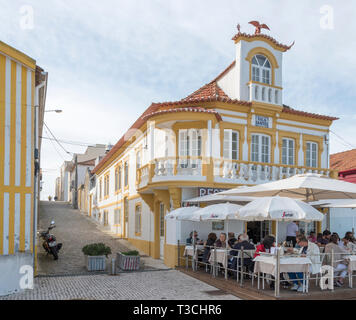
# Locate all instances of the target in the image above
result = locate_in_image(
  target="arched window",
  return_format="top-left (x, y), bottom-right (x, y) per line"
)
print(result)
top-left (252, 55), bottom-right (271, 85)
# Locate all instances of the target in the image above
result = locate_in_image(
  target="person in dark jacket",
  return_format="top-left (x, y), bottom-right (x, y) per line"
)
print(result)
top-left (229, 234), bottom-right (255, 273)
top-left (202, 233), bottom-right (217, 263)
top-left (228, 232), bottom-right (237, 248)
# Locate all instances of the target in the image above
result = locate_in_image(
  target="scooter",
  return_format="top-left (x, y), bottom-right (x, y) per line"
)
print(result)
top-left (38, 221), bottom-right (63, 260)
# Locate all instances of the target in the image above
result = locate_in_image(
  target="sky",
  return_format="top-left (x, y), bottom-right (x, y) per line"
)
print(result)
top-left (1, 0), bottom-right (356, 200)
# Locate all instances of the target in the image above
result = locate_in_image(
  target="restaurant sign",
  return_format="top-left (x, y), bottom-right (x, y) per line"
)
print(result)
top-left (255, 115), bottom-right (269, 128)
top-left (198, 188), bottom-right (229, 197)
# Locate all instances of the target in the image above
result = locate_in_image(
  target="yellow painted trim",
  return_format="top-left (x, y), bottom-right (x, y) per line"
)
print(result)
top-left (247, 80), bottom-right (283, 90)
top-left (0, 41), bottom-right (36, 70)
top-left (0, 54), bottom-right (5, 254)
top-left (128, 238), bottom-right (154, 256)
top-left (234, 35), bottom-right (290, 53)
top-left (245, 47), bottom-right (279, 86)
top-left (30, 71), bottom-right (34, 253)
top-left (279, 112), bottom-right (334, 127)
top-left (219, 113), bottom-right (248, 120)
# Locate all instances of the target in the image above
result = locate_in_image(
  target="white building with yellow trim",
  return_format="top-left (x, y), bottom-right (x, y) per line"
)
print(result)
top-left (90, 29), bottom-right (338, 267)
top-left (0, 41), bottom-right (47, 295)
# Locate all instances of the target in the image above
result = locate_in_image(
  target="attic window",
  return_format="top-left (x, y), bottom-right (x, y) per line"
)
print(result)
top-left (252, 54), bottom-right (271, 85)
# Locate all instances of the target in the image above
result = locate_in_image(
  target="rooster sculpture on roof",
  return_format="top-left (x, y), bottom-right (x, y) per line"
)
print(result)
top-left (249, 21), bottom-right (270, 35)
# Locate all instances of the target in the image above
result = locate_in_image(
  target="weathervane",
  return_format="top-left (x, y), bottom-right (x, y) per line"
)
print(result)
top-left (237, 23), bottom-right (241, 33)
top-left (248, 21), bottom-right (270, 35)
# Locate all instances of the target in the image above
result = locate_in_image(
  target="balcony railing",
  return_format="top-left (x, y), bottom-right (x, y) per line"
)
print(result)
top-left (136, 157), bottom-right (338, 189)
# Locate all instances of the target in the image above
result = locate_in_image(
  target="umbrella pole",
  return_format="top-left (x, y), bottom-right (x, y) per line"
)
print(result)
top-left (276, 221), bottom-right (279, 244)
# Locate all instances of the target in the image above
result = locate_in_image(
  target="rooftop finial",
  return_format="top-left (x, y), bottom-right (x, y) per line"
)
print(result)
top-left (248, 21), bottom-right (270, 35)
top-left (237, 23), bottom-right (241, 33)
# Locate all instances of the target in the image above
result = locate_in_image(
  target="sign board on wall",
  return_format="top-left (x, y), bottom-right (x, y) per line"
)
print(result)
top-left (255, 115), bottom-right (269, 128)
top-left (198, 188), bottom-right (229, 197)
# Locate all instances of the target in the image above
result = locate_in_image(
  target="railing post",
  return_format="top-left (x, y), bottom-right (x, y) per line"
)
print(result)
top-left (331, 248), bottom-right (334, 292)
top-left (213, 245), bottom-right (217, 278)
top-left (193, 241), bottom-right (196, 272)
top-left (225, 247), bottom-right (228, 280)
top-left (275, 248), bottom-right (281, 298)
top-left (177, 240), bottom-right (180, 268)
top-left (240, 246), bottom-right (244, 287)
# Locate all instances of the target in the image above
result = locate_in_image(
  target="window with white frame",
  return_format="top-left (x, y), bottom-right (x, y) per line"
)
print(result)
top-left (252, 55), bottom-right (271, 85)
top-left (135, 204), bottom-right (142, 234)
top-left (136, 151), bottom-right (141, 170)
top-left (306, 142), bottom-right (318, 168)
top-left (251, 134), bottom-right (270, 163)
top-left (223, 129), bottom-right (239, 160)
top-left (124, 161), bottom-right (129, 187)
top-left (282, 138), bottom-right (295, 165)
top-left (179, 129), bottom-right (202, 168)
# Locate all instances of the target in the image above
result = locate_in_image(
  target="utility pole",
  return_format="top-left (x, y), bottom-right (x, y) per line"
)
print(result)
top-left (73, 154), bottom-right (78, 209)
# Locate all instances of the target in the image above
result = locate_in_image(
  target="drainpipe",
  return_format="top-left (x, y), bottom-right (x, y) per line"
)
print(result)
top-left (33, 77), bottom-right (46, 274)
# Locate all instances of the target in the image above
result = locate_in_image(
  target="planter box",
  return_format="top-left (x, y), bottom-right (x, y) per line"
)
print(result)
top-left (117, 252), bottom-right (140, 271)
top-left (85, 255), bottom-right (106, 271)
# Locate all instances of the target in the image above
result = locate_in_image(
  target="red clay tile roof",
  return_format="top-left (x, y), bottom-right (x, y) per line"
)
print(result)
top-left (142, 107), bottom-right (223, 122)
top-left (92, 61), bottom-right (338, 175)
top-left (282, 105), bottom-right (339, 121)
top-left (330, 149), bottom-right (356, 172)
top-left (232, 32), bottom-right (295, 52)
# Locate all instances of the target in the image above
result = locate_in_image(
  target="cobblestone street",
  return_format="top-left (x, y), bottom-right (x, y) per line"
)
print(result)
top-left (0, 271), bottom-right (239, 300)
top-left (37, 201), bottom-right (168, 275)
top-left (1, 201), bottom-right (241, 300)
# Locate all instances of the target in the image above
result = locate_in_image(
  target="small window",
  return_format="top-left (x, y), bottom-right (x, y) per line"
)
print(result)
top-left (136, 151), bottom-right (141, 170)
top-left (223, 129), bottom-right (239, 160)
top-left (282, 138), bottom-right (295, 165)
top-left (252, 54), bottom-right (271, 84)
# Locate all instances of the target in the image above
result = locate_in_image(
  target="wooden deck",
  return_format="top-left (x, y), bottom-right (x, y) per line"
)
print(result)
top-left (177, 267), bottom-right (356, 300)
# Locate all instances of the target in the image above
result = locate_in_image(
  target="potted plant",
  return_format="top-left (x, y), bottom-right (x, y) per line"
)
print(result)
top-left (117, 250), bottom-right (140, 271)
top-left (82, 243), bottom-right (112, 271)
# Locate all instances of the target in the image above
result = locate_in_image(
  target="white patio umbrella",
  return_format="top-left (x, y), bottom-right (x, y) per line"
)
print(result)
top-left (309, 199), bottom-right (356, 208)
top-left (219, 173), bottom-right (356, 201)
top-left (184, 194), bottom-right (257, 205)
top-left (165, 206), bottom-right (199, 220)
top-left (238, 196), bottom-right (324, 242)
top-left (193, 203), bottom-right (244, 247)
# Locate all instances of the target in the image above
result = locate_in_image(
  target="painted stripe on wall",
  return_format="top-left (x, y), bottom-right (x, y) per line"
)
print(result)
top-left (3, 193), bottom-right (9, 255)
top-left (0, 54), bottom-right (5, 254)
top-left (25, 193), bottom-right (31, 251)
top-left (14, 193), bottom-right (20, 252)
top-left (4, 57), bottom-right (11, 186)
top-left (25, 69), bottom-right (32, 187)
top-left (15, 63), bottom-right (22, 186)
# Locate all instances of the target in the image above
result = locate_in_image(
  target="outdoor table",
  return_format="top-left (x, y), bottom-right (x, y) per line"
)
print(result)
top-left (346, 255), bottom-right (356, 288)
top-left (209, 249), bottom-right (228, 268)
top-left (183, 245), bottom-right (204, 270)
top-left (253, 254), bottom-right (312, 293)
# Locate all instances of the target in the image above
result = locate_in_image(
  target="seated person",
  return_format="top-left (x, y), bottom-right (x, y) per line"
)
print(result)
top-left (317, 230), bottom-right (331, 246)
top-left (228, 232), bottom-right (237, 248)
top-left (186, 231), bottom-right (202, 245)
top-left (229, 234), bottom-right (255, 272)
top-left (325, 234), bottom-right (349, 287)
top-left (332, 232), bottom-right (344, 247)
top-left (254, 235), bottom-right (276, 258)
top-left (307, 231), bottom-right (317, 243)
top-left (202, 233), bottom-right (217, 263)
top-left (215, 233), bottom-right (227, 248)
top-left (343, 232), bottom-right (356, 252)
top-left (288, 236), bottom-right (321, 292)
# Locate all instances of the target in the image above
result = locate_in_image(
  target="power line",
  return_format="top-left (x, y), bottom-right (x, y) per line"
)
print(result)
top-left (44, 122), bottom-right (72, 155)
top-left (330, 130), bottom-right (356, 149)
top-left (43, 129), bottom-right (67, 162)
top-left (40, 136), bottom-right (97, 147)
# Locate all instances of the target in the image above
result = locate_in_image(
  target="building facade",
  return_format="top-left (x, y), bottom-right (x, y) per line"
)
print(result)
top-left (329, 149), bottom-right (356, 236)
top-left (0, 41), bottom-right (47, 295)
top-left (91, 29), bottom-right (338, 267)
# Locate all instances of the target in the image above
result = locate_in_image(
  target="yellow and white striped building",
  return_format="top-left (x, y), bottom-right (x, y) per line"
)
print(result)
top-left (0, 41), bottom-right (47, 296)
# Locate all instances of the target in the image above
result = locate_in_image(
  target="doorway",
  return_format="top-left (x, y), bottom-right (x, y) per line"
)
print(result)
top-left (247, 221), bottom-right (271, 244)
top-left (159, 203), bottom-right (165, 259)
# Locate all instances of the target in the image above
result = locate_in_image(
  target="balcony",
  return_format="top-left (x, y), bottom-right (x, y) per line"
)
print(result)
top-left (136, 157), bottom-right (338, 190)
top-left (248, 82), bottom-right (282, 105)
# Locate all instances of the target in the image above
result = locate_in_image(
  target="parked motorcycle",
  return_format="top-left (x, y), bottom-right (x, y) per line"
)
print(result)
top-left (38, 221), bottom-right (63, 260)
